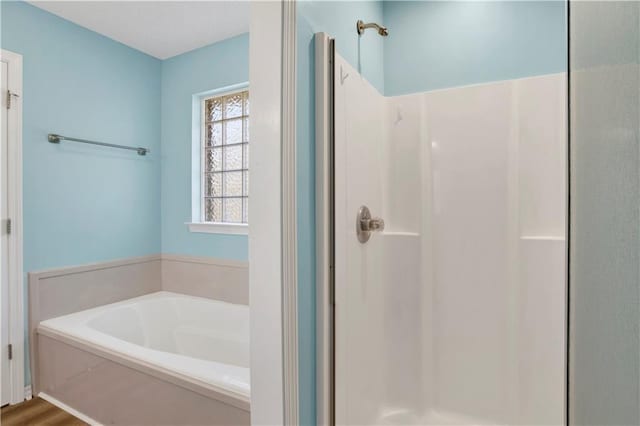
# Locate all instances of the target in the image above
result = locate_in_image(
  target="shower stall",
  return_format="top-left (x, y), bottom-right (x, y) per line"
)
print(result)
top-left (317, 36), bottom-right (567, 426)
top-left (309, 3), bottom-right (568, 424)
top-left (298, 1), bottom-right (640, 425)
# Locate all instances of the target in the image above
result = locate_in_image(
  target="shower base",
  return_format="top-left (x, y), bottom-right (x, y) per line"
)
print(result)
top-left (378, 408), bottom-right (498, 426)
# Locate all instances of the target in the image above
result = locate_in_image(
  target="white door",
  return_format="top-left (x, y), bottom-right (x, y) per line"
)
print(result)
top-left (1, 60), bottom-right (10, 407)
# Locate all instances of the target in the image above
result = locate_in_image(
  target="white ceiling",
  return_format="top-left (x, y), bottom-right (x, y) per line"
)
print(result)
top-left (28, 1), bottom-right (250, 60)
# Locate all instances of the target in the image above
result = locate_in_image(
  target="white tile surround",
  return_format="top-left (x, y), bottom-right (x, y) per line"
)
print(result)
top-left (29, 254), bottom-right (248, 311)
top-left (160, 254), bottom-right (249, 304)
top-left (334, 51), bottom-right (566, 426)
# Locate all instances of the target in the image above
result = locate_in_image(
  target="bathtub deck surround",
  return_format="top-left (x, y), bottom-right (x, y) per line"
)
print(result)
top-left (28, 254), bottom-right (249, 423)
top-left (39, 292), bottom-right (249, 402)
top-left (36, 292), bottom-right (249, 425)
top-left (38, 335), bottom-right (249, 425)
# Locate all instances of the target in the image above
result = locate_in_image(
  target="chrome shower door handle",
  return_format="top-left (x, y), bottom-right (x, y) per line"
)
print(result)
top-left (356, 205), bottom-right (385, 243)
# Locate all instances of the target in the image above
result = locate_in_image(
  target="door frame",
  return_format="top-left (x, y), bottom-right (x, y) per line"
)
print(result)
top-left (248, 0), bottom-right (299, 424)
top-left (0, 48), bottom-right (25, 405)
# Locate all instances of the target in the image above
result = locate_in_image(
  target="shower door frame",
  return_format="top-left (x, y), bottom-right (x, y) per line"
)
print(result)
top-left (315, 32), bottom-right (336, 426)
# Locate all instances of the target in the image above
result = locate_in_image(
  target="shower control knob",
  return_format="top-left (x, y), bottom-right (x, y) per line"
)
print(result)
top-left (356, 205), bottom-right (385, 243)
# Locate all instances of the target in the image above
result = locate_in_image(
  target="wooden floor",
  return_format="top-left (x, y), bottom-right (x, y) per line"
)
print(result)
top-left (1, 397), bottom-right (87, 426)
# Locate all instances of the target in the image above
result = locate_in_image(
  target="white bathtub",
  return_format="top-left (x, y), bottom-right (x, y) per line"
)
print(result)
top-left (38, 291), bottom-right (250, 405)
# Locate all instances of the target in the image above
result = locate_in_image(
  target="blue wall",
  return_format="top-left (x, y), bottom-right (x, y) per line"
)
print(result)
top-left (298, 1), bottom-right (385, 93)
top-left (1, 1), bottom-right (162, 273)
top-left (383, 1), bottom-right (568, 95)
top-left (1, 1), bottom-right (250, 386)
top-left (160, 34), bottom-right (249, 260)
top-left (1, 0), bottom-right (162, 385)
top-left (295, 1), bottom-right (567, 424)
top-left (0, 2), bottom-right (251, 274)
top-left (298, 1), bottom-right (568, 96)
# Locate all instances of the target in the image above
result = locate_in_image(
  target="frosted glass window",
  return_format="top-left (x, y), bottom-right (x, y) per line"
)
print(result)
top-left (202, 90), bottom-right (249, 223)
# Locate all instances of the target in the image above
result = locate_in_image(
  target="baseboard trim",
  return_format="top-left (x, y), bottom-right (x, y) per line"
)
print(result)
top-left (28, 254), bottom-right (161, 280)
top-left (39, 392), bottom-right (103, 426)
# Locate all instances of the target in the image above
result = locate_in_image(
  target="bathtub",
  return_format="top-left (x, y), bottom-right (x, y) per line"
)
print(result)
top-left (35, 291), bottom-right (250, 425)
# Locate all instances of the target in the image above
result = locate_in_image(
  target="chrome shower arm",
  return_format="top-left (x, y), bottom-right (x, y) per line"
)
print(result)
top-left (356, 20), bottom-right (389, 36)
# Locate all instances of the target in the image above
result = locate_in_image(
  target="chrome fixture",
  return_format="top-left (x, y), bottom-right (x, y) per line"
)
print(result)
top-left (48, 133), bottom-right (150, 156)
top-left (356, 20), bottom-right (389, 37)
top-left (356, 205), bottom-right (385, 243)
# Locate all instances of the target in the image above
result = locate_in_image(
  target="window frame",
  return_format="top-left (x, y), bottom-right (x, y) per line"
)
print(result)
top-left (187, 84), bottom-right (249, 235)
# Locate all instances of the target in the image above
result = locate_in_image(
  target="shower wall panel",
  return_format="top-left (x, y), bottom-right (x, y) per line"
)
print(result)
top-left (334, 49), bottom-right (566, 425)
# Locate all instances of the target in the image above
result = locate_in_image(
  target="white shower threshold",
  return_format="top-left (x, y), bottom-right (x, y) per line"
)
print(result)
top-left (378, 407), bottom-right (500, 426)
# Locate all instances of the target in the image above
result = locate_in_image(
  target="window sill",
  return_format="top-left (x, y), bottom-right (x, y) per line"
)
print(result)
top-left (185, 222), bottom-right (249, 235)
